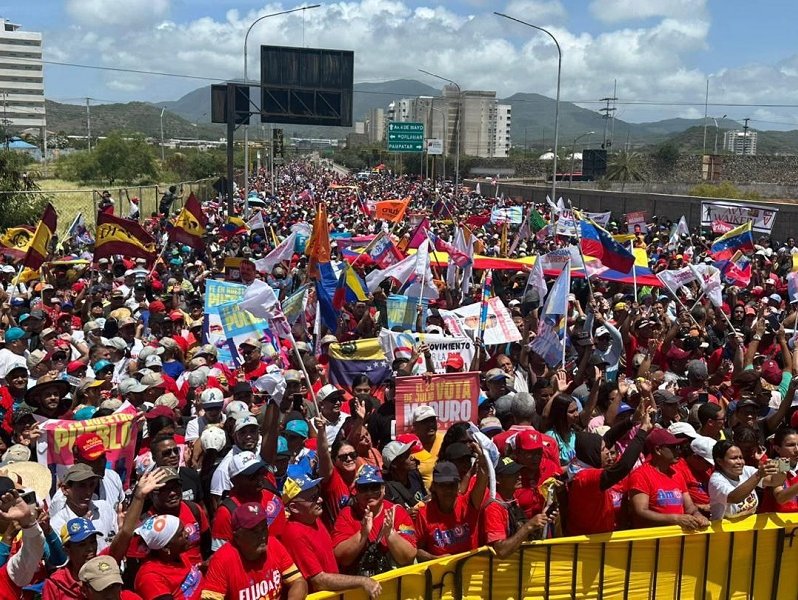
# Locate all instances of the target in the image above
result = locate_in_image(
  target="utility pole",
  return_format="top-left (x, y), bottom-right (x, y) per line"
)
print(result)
top-left (741, 118), bottom-right (750, 155)
top-left (599, 94), bottom-right (617, 149)
top-left (86, 97), bottom-right (92, 151)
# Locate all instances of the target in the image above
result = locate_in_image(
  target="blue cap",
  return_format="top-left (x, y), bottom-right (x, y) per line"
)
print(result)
top-left (62, 302), bottom-right (74, 310)
top-left (17, 314), bottom-right (29, 323)
top-left (276, 435), bottom-right (289, 455)
top-left (169, 258), bottom-right (183, 266)
top-left (92, 359), bottom-right (113, 373)
top-left (10, 298), bottom-right (25, 307)
top-left (354, 464), bottom-right (384, 486)
top-left (60, 518), bottom-right (100, 544)
top-left (478, 393), bottom-right (489, 407)
top-left (74, 406), bottom-right (98, 421)
top-left (282, 471), bottom-right (323, 502)
top-left (618, 402), bottom-right (635, 415)
top-left (4, 327), bottom-right (27, 342)
top-left (285, 419), bottom-right (309, 439)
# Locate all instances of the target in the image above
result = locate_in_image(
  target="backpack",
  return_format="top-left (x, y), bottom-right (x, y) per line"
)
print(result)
top-left (484, 498), bottom-right (527, 537)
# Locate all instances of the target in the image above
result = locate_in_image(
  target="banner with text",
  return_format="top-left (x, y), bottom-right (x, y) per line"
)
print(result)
top-left (36, 403), bottom-right (139, 486)
top-left (204, 280), bottom-right (247, 366)
top-left (378, 329), bottom-right (475, 375)
top-left (395, 371), bottom-right (481, 434)
top-left (217, 301), bottom-right (279, 367)
top-left (626, 210), bottom-right (648, 234)
top-left (701, 201), bottom-right (778, 234)
top-left (451, 297), bottom-right (522, 345)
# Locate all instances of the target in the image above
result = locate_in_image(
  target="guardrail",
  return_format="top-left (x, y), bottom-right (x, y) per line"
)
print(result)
top-left (307, 512), bottom-right (798, 600)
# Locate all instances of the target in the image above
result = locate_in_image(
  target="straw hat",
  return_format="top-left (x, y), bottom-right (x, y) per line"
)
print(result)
top-left (2, 460), bottom-right (52, 504)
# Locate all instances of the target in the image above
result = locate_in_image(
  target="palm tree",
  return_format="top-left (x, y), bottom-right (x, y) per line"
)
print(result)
top-left (605, 150), bottom-right (647, 190)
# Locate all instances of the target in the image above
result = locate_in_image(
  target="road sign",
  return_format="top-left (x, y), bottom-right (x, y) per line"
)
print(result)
top-left (426, 138), bottom-right (443, 155)
top-left (388, 121), bottom-right (424, 152)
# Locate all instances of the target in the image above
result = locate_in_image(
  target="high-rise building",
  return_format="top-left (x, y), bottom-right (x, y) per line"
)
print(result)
top-left (723, 130), bottom-right (757, 155)
top-left (494, 104), bottom-right (511, 158)
top-left (365, 107), bottom-right (385, 143)
top-left (0, 18), bottom-right (45, 132)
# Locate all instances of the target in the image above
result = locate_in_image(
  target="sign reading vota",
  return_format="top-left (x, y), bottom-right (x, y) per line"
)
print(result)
top-left (388, 122), bottom-right (424, 152)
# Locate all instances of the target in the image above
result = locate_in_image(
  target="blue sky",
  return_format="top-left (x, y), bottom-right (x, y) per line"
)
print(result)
top-left (7, 0), bottom-right (798, 128)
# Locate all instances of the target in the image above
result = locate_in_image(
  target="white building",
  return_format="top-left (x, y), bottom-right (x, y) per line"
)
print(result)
top-left (365, 107), bottom-right (385, 143)
top-left (0, 19), bottom-right (45, 131)
top-left (723, 130), bottom-right (757, 155)
top-left (494, 104), bottom-right (511, 158)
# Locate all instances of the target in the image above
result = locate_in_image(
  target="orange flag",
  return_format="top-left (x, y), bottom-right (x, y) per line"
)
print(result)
top-left (305, 202), bottom-right (331, 279)
top-left (374, 198), bottom-right (410, 223)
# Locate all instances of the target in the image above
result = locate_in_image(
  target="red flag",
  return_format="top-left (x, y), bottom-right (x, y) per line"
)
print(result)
top-left (94, 212), bottom-right (157, 265)
top-left (169, 193), bottom-right (207, 247)
top-left (23, 203), bottom-right (57, 270)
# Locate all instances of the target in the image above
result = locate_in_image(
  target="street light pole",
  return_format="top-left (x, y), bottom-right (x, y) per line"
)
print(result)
top-left (160, 107), bottom-right (166, 162)
top-left (419, 69), bottom-right (461, 192)
top-left (243, 4), bottom-right (320, 205)
top-left (713, 114), bottom-right (727, 154)
top-left (569, 131), bottom-right (594, 185)
top-left (494, 12), bottom-right (562, 204)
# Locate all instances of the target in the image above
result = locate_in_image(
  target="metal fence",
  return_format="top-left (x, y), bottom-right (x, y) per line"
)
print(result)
top-left (2, 178), bottom-right (219, 235)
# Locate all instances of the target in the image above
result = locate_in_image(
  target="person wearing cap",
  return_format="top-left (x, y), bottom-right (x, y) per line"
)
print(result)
top-left (150, 434), bottom-right (204, 505)
top-left (382, 440), bottom-right (427, 514)
top-left (50, 433), bottom-right (125, 514)
top-left (415, 445), bottom-right (489, 560)
top-left (211, 450), bottom-right (286, 552)
top-left (627, 428), bottom-right (710, 530)
top-left (316, 383), bottom-right (349, 446)
top-left (79, 555), bottom-right (142, 600)
top-left (50, 464), bottom-right (118, 553)
top-left (209, 411), bottom-right (263, 504)
top-left (236, 337), bottom-right (267, 382)
top-left (133, 513), bottom-right (203, 600)
top-left (331, 465), bottom-right (417, 572)
top-left (0, 483), bottom-right (47, 596)
top-left (584, 305), bottom-right (623, 382)
top-left (708, 439), bottom-right (778, 521)
top-left (411, 405), bottom-right (444, 490)
top-left (0, 327), bottom-right (29, 384)
top-left (201, 502), bottom-right (307, 600)
top-left (0, 364), bottom-right (28, 431)
top-left (25, 375), bottom-right (71, 419)
top-left (483, 367), bottom-right (513, 404)
top-left (42, 517), bottom-right (104, 600)
top-left (509, 429), bottom-right (563, 519)
top-left (185, 388), bottom-right (225, 444)
top-left (479, 457), bottom-right (554, 557)
top-left (653, 388), bottom-right (685, 429)
top-left (280, 470), bottom-right (382, 599)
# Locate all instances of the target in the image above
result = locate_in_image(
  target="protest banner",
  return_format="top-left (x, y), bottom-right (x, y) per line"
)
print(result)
top-left (217, 301), bottom-right (279, 367)
top-left (584, 211), bottom-right (612, 227)
top-left (452, 297), bottom-right (522, 345)
top-left (378, 329), bottom-right (475, 374)
top-left (204, 280), bottom-right (248, 366)
top-left (626, 211), bottom-right (648, 234)
top-left (36, 403), bottom-right (139, 486)
top-left (711, 219), bottom-right (734, 234)
top-left (394, 372), bottom-right (481, 434)
top-left (386, 294), bottom-right (428, 331)
top-left (700, 200), bottom-right (778, 234)
top-left (490, 206), bottom-right (523, 225)
top-left (555, 210), bottom-right (578, 237)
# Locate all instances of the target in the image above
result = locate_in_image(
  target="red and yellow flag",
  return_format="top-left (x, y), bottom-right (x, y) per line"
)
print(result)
top-left (374, 198), bottom-right (410, 223)
top-left (0, 226), bottom-right (35, 260)
top-left (305, 202), bottom-right (330, 279)
top-left (23, 203), bottom-right (57, 270)
top-left (94, 212), bottom-right (157, 264)
top-left (169, 193), bottom-right (207, 247)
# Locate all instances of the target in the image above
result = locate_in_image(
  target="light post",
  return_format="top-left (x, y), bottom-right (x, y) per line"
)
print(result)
top-left (569, 131), bottom-right (594, 185)
top-left (160, 107), bottom-right (166, 162)
top-left (243, 4), bottom-right (320, 203)
top-left (713, 114), bottom-right (727, 154)
top-left (430, 104), bottom-right (446, 184)
top-left (494, 12), bottom-right (562, 203)
top-left (419, 69), bottom-right (461, 192)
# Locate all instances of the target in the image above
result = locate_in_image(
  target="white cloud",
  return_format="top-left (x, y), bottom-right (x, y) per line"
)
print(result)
top-left (589, 0), bottom-right (707, 24)
top-left (65, 0), bottom-right (172, 28)
top-left (501, 0), bottom-right (566, 23)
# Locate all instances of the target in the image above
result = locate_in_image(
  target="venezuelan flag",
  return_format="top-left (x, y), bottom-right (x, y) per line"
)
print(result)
top-left (711, 221), bottom-right (753, 260)
top-left (332, 262), bottom-right (369, 309)
top-left (327, 337), bottom-right (391, 388)
top-left (578, 221), bottom-right (635, 273)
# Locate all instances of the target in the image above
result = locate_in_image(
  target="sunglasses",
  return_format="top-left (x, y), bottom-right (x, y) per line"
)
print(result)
top-left (336, 451), bottom-right (357, 462)
top-left (357, 483), bottom-right (382, 494)
top-left (160, 447), bottom-right (180, 457)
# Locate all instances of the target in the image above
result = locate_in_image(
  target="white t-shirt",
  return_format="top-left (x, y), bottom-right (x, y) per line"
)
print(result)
top-left (185, 415), bottom-right (225, 443)
top-left (50, 499), bottom-right (117, 552)
top-left (708, 466), bottom-right (760, 521)
top-left (49, 468), bottom-right (125, 514)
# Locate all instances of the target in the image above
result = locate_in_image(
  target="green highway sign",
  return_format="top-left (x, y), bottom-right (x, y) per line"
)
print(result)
top-left (387, 121), bottom-right (424, 152)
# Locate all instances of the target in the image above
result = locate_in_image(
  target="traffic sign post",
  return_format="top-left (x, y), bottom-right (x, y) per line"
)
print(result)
top-left (388, 122), bottom-right (424, 152)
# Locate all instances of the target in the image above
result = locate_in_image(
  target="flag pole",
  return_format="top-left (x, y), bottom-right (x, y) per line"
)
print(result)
top-left (657, 278), bottom-right (702, 328)
top-left (287, 329), bottom-right (320, 414)
top-left (568, 200), bottom-right (594, 299)
top-left (630, 241), bottom-right (638, 301)
top-left (562, 256), bottom-right (571, 368)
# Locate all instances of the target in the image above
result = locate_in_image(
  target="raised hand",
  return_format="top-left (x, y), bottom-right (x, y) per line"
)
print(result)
top-left (0, 491), bottom-right (36, 529)
top-left (361, 507), bottom-right (374, 538)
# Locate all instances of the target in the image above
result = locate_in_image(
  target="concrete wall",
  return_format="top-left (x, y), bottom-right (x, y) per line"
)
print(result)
top-left (470, 180), bottom-right (798, 242)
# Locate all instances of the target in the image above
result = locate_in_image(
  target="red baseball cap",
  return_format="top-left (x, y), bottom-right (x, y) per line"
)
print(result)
top-left (169, 310), bottom-right (184, 322)
top-left (443, 355), bottom-right (464, 370)
top-left (644, 428), bottom-right (688, 454)
top-left (67, 360), bottom-right (87, 374)
top-left (149, 300), bottom-right (166, 314)
top-left (396, 433), bottom-right (424, 454)
top-left (232, 502), bottom-right (268, 530)
top-left (74, 433), bottom-right (106, 461)
top-left (761, 360), bottom-right (783, 386)
top-left (144, 406), bottom-right (175, 421)
top-left (516, 430), bottom-right (543, 451)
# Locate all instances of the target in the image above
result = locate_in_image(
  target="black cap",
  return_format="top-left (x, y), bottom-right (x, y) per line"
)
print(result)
top-left (432, 461), bottom-right (460, 484)
top-left (653, 389), bottom-right (680, 405)
top-left (233, 382), bottom-right (252, 395)
top-left (495, 457), bottom-right (524, 476)
top-left (443, 442), bottom-right (472, 462)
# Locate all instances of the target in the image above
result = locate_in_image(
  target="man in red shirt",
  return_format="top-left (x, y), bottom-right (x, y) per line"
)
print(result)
top-left (201, 502), bottom-right (306, 600)
top-left (211, 451), bottom-right (285, 551)
top-left (78, 555), bottom-right (143, 600)
top-left (279, 472), bottom-right (381, 599)
top-left (43, 518), bottom-right (102, 600)
top-left (627, 428), bottom-right (710, 529)
top-left (509, 430), bottom-right (562, 519)
top-left (237, 338), bottom-right (268, 381)
top-left (479, 457), bottom-right (552, 558)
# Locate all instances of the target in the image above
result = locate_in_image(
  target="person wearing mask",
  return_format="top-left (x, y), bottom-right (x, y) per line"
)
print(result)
top-left (479, 457), bottom-right (554, 558)
top-left (133, 514), bottom-right (203, 600)
top-left (50, 433), bottom-right (125, 513)
top-left (201, 502), bottom-right (307, 600)
top-left (411, 405), bottom-right (444, 489)
top-left (331, 465), bottom-right (417, 575)
top-left (280, 472), bottom-right (382, 599)
top-left (381, 440), bottom-right (427, 515)
top-left (414, 446), bottom-right (488, 560)
top-left (627, 429), bottom-right (710, 530)
top-left (709, 440), bottom-right (778, 520)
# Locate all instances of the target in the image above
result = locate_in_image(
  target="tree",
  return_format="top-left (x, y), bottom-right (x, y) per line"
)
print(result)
top-left (0, 150), bottom-right (49, 229)
top-left (605, 151), bottom-right (647, 190)
top-left (93, 132), bottom-right (158, 184)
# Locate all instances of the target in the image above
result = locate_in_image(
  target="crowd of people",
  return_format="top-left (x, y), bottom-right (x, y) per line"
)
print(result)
top-left (0, 158), bottom-right (795, 600)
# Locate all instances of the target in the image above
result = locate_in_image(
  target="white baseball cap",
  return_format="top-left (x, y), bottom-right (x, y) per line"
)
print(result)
top-left (234, 414), bottom-right (259, 433)
top-left (690, 435), bottom-right (716, 465)
top-left (200, 426), bottom-right (226, 452)
top-left (200, 387), bottom-right (224, 407)
top-left (413, 405), bottom-right (437, 423)
top-left (228, 450), bottom-right (266, 478)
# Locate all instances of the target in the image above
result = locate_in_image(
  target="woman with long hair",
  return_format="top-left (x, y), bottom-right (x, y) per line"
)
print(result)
top-left (317, 419), bottom-right (361, 528)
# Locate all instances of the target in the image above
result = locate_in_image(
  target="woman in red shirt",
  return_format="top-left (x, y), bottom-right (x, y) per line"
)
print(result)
top-left (317, 420), bottom-right (359, 529)
top-left (761, 428), bottom-right (798, 512)
top-left (627, 428), bottom-right (710, 530)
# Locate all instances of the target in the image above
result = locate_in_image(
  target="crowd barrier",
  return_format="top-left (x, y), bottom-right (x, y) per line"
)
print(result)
top-left (308, 513), bottom-right (798, 600)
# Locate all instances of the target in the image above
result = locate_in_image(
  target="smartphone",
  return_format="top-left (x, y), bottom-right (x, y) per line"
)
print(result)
top-left (698, 392), bottom-right (709, 404)
top-left (20, 490), bottom-right (36, 506)
top-left (545, 502), bottom-right (558, 517)
top-left (777, 458), bottom-right (792, 473)
top-left (291, 393), bottom-right (304, 411)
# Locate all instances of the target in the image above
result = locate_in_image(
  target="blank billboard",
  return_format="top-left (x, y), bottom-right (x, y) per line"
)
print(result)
top-left (260, 45), bottom-right (353, 127)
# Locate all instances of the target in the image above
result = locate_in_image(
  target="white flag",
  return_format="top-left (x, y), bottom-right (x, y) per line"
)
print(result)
top-left (690, 264), bottom-right (723, 308)
top-left (524, 258), bottom-right (547, 301)
top-left (239, 279), bottom-right (280, 318)
top-left (247, 210), bottom-right (265, 231)
top-left (254, 232), bottom-right (297, 274)
top-left (365, 253), bottom-right (417, 292)
top-left (656, 266), bottom-right (698, 294)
